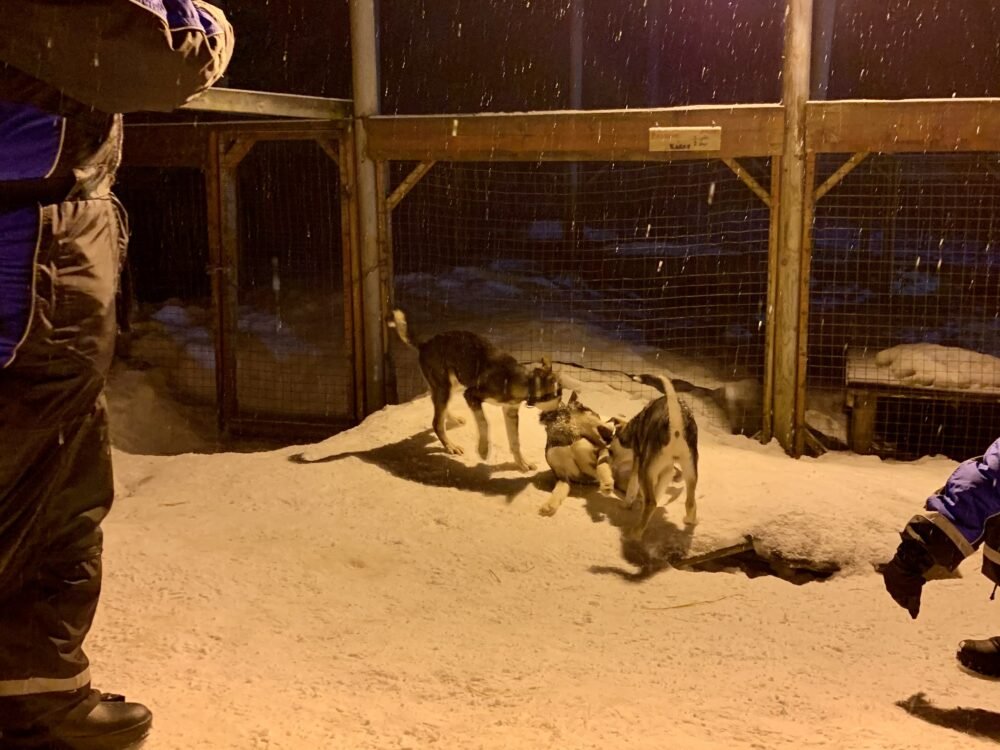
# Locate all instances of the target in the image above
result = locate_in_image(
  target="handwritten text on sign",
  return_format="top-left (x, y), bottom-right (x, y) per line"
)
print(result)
top-left (648, 126), bottom-right (722, 153)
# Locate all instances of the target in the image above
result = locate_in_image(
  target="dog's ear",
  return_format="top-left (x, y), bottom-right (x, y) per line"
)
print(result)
top-left (597, 423), bottom-right (614, 444)
top-left (568, 390), bottom-right (579, 404)
top-left (541, 356), bottom-right (552, 370)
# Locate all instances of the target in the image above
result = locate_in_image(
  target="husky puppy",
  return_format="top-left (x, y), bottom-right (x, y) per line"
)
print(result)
top-left (390, 309), bottom-right (561, 471)
top-left (612, 373), bottom-right (699, 539)
top-left (536, 391), bottom-right (616, 516)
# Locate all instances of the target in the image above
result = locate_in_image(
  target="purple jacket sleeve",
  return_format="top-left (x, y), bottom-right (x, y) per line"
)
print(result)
top-left (0, 0), bottom-right (234, 113)
top-left (924, 437), bottom-right (1000, 548)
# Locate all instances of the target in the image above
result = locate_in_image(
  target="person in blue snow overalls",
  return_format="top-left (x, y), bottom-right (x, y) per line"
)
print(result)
top-left (882, 436), bottom-right (1000, 677)
top-left (0, 2), bottom-right (233, 748)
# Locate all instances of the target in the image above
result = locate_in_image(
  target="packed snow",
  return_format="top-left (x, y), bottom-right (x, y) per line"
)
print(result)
top-left (871, 343), bottom-right (1000, 392)
top-left (88, 359), bottom-right (1000, 749)
top-left (89, 260), bottom-right (1000, 748)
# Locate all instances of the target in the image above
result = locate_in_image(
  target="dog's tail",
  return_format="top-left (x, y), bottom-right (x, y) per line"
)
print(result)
top-left (388, 308), bottom-right (420, 349)
top-left (669, 378), bottom-right (717, 399)
top-left (634, 373), bottom-right (687, 442)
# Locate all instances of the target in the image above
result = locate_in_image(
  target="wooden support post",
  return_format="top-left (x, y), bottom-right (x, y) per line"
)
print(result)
top-left (350, 0), bottom-right (387, 414)
top-left (341, 128), bottom-right (366, 421)
top-left (814, 152), bottom-right (869, 202)
top-left (793, 152), bottom-right (817, 457)
top-left (772, 0), bottom-right (814, 455)
top-left (375, 162), bottom-right (397, 404)
top-left (722, 158), bottom-right (772, 208)
top-left (216, 135), bottom-right (251, 429)
top-left (386, 160), bottom-right (436, 211)
top-left (762, 157), bottom-right (782, 444)
top-left (847, 391), bottom-right (877, 454)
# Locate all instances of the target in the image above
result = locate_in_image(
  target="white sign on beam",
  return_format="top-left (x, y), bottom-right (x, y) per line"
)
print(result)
top-left (648, 126), bottom-right (722, 153)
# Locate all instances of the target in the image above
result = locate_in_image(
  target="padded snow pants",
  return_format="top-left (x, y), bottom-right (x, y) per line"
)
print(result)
top-left (0, 199), bottom-right (121, 731)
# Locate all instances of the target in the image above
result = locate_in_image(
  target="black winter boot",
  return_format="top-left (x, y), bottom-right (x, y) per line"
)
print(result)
top-left (881, 537), bottom-right (935, 619)
top-left (1, 693), bottom-right (152, 749)
top-left (957, 637), bottom-right (1000, 678)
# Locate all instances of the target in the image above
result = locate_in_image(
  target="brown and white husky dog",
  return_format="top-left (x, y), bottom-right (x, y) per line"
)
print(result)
top-left (390, 308), bottom-right (562, 471)
top-left (610, 374), bottom-right (699, 540)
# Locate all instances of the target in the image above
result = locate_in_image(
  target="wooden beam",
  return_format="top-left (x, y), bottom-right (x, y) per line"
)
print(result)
top-left (121, 125), bottom-right (209, 168)
top-left (220, 137), bottom-right (256, 169)
top-left (722, 158), bottom-right (771, 207)
top-left (365, 105), bottom-right (784, 162)
top-left (122, 120), bottom-right (350, 168)
top-left (808, 99), bottom-right (1000, 153)
top-left (180, 87), bottom-right (352, 120)
top-left (386, 161), bottom-right (436, 211)
top-left (317, 139), bottom-right (340, 165)
top-left (813, 151), bottom-right (869, 202)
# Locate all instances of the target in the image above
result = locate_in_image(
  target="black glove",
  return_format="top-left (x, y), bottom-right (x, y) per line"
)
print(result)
top-left (881, 538), bottom-right (935, 619)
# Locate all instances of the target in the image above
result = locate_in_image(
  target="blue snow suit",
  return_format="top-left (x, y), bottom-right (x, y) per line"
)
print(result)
top-left (0, 0), bottom-right (232, 733)
top-left (905, 437), bottom-right (1000, 585)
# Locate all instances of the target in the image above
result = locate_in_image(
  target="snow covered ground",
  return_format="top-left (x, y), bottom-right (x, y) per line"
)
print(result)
top-left (89, 364), bottom-right (1000, 750)
top-left (87, 257), bottom-right (1000, 748)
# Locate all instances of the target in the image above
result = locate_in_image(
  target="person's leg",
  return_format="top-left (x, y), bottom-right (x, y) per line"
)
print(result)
top-left (0, 199), bottom-right (150, 746)
top-left (0, 399), bottom-right (111, 731)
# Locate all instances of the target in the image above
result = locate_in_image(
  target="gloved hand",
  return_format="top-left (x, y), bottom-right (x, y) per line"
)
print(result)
top-left (881, 537), bottom-right (935, 619)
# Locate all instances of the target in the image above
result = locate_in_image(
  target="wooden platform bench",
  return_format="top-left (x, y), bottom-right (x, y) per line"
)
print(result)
top-left (845, 347), bottom-right (1000, 454)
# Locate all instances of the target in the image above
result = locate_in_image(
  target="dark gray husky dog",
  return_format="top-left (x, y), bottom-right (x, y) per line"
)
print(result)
top-left (391, 309), bottom-right (562, 471)
top-left (611, 374), bottom-right (700, 540)
top-left (536, 391), bottom-right (615, 516)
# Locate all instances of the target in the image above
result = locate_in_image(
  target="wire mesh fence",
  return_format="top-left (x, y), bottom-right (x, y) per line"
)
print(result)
top-left (230, 138), bottom-right (352, 428)
top-left (389, 159), bottom-right (772, 433)
top-left (114, 166), bottom-right (217, 410)
top-left (808, 152), bottom-right (1000, 460)
top-left (115, 134), bottom-right (354, 437)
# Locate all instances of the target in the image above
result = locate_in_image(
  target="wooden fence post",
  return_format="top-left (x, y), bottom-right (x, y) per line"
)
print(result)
top-left (350, 0), bottom-right (387, 415)
top-left (771, 0), bottom-right (814, 455)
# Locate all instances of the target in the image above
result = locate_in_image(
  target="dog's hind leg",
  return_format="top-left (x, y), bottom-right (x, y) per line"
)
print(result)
top-left (432, 387), bottom-right (463, 455)
top-left (681, 457), bottom-right (698, 526)
top-left (539, 479), bottom-right (571, 516)
top-left (629, 470), bottom-right (660, 542)
top-left (621, 464), bottom-right (642, 510)
top-left (503, 404), bottom-right (535, 472)
top-left (572, 439), bottom-right (613, 493)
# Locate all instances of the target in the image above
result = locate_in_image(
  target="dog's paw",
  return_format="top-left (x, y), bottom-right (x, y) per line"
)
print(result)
top-left (538, 503), bottom-right (558, 517)
top-left (598, 481), bottom-right (615, 495)
top-left (515, 458), bottom-right (536, 472)
top-left (445, 443), bottom-right (465, 456)
top-left (683, 514), bottom-right (699, 527)
top-left (619, 497), bottom-right (639, 512)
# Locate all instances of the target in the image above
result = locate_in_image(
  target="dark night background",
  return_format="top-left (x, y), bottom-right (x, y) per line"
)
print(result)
top-left (212, 0), bottom-right (1000, 109)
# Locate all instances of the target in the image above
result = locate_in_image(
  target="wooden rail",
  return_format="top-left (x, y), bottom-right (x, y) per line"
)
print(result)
top-left (365, 105), bottom-right (784, 162)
